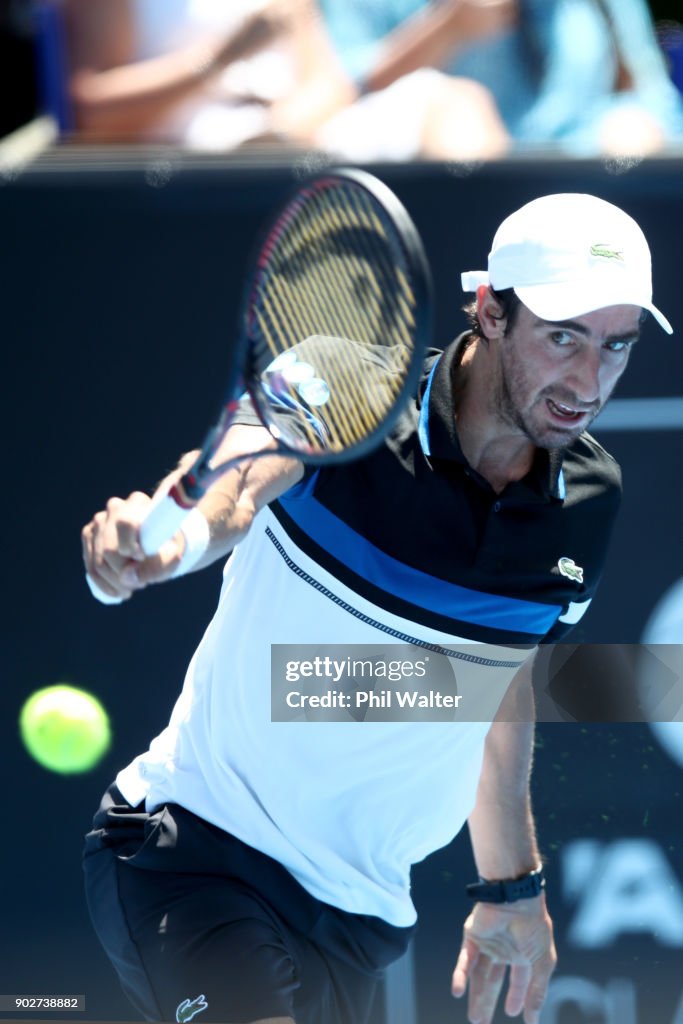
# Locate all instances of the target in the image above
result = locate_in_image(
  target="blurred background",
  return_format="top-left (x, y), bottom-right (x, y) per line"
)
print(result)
top-left (2, 1), bottom-right (683, 1022)
top-left (2, 0), bottom-right (683, 157)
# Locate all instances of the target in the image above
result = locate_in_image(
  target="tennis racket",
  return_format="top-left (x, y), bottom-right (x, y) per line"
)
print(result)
top-left (88, 168), bottom-right (431, 603)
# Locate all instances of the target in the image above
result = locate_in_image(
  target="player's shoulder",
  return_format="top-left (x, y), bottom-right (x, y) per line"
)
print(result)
top-left (562, 430), bottom-right (623, 497)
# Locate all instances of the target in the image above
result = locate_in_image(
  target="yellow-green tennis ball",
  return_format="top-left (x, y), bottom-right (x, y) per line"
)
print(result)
top-left (19, 684), bottom-right (111, 774)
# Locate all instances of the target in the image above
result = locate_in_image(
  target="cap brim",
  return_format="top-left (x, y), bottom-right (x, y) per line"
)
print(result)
top-left (514, 282), bottom-right (673, 335)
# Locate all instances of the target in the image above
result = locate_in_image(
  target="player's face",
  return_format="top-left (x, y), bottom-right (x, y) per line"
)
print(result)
top-left (494, 303), bottom-right (641, 449)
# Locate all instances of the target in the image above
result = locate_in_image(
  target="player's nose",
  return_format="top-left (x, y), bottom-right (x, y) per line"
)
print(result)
top-left (565, 348), bottom-right (602, 406)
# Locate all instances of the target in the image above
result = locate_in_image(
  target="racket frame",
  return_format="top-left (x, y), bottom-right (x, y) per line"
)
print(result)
top-left (141, 168), bottom-right (432, 556)
top-left (243, 167), bottom-right (432, 466)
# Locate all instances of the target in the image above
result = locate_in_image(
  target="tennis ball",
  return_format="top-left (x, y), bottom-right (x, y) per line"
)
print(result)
top-left (19, 684), bottom-right (111, 775)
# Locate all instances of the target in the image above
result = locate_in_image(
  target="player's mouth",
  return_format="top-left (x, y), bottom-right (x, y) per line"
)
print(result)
top-left (545, 398), bottom-right (591, 426)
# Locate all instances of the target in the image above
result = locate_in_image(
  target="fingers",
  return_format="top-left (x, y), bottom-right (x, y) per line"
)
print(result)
top-left (454, 952), bottom-right (535, 1024)
top-left (468, 960), bottom-right (507, 1024)
top-left (81, 492), bottom-right (145, 601)
top-left (522, 949), bottom-right (557, 1024)
top-left (451, 902), bottom-right (557, 1024)
top-left (453, 941), bottom-right (502, 1024)
top-left (135, 539), bottom-right (186, 585)
top-left (452, 935), bottom-right (478, 998)
top-left (453, 944), bottom-right (507, 1024)
top-left (82, 491), bottom-right (183, 602)
top-left (503, 949), bottom-right (557, 1024)
top-left (504, 963), bottom-right (531, 1018)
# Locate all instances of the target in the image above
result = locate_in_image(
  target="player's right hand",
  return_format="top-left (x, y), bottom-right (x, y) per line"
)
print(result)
top-left (81, 491), bottom-right (184, 602)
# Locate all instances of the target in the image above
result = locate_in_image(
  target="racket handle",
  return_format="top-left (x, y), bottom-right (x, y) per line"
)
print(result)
top-left (86, 573), bottom-right (124, 605)
top-left (139, 489), bottom-right (193, 556)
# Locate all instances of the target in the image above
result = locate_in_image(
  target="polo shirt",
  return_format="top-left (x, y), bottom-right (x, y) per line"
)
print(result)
top-left (274, 332), bottom-right (622, 646)
top-left (116, 333), bottom-right (622, 927)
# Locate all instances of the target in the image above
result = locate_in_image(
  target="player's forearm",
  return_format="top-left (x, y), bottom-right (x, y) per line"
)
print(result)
top-left (192, 459), bottom-right (299, 568)
top-left (168, 426), bottom-right (304, 571)
top-left (467, 661), bottom-right (541, 880)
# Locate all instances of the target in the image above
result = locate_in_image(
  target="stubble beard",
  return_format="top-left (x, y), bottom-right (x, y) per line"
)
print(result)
top-left (494, 359), bottom-right (602, 451)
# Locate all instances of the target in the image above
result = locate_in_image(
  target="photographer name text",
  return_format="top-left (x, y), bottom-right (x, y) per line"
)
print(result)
top-left (285, 689), bottom-right (463, 709)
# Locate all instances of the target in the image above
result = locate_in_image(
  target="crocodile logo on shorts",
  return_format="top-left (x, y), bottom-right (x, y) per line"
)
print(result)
top-left (590, 243), bottom-right (624, 261)
top-left (176, 995), bottom-right (208, 1023)
top-left (558, 557), bottom-right (584, 583)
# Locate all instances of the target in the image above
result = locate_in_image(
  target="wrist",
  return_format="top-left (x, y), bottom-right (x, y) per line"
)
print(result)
top-left (170, 508), bottom-right (211, 578)
top-left (466, 864), bottom-right (546, 904)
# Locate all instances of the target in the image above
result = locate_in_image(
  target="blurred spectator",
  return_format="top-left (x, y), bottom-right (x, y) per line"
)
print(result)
top-left (303, 0), bottom-right (516, 159)
top-left (288, 0), bottom-right (683, 161)
top-left (517, 0), bottom-right (683, 155)
top-left (56, 0), bottom-right (683, 159)
top-left (60, 0), bottom-right (343, 149)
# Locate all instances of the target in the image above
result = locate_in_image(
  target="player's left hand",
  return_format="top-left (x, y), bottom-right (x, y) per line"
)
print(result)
top-left (451, 894), bottom-right (556, 1024)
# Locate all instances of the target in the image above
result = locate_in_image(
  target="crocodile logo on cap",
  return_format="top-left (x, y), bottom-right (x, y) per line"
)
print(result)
top-left (590, 244), bottom-right (624, 261)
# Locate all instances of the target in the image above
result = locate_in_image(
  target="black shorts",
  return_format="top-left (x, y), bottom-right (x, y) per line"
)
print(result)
top-left (82, 783), bottom-right (415, 1024)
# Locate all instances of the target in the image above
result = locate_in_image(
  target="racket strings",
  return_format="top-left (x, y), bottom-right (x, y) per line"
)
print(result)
top-left (262, 242), bottom-right (398, 448)
top-left (344, 187), bottom-right (418, 334)
top-left (250, 182), bottom-right (420, 454)
top-left (308, 186), bottom-right (416, 349)
top-left (274, 232), bottom-right (392, 436)
top-left (258, 266), bottom-right (408, 449)
top-left (273, 201), bottom-right (383, 358)
top-left (273, 186), bottom-right (413, 359)
top-left (270, 193), bottom-right (413, 358)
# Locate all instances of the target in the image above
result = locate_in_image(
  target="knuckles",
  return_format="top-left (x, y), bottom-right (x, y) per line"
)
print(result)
top-left (104, 492), bottom-right (149, 517)
top-left (83, 492), bottom-right (152, 571)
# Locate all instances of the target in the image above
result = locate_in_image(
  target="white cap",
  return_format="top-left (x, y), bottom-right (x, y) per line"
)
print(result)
top-left (461, 193), bottom-right (672, 334)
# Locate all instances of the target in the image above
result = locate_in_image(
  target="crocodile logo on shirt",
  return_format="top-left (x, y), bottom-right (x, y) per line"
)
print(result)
top-left (176, 995), bottom-right (208, 1023)
top-left (558, 557), bottom-right (584, 583)
top-left (590, 243), bottom-right (624, 261)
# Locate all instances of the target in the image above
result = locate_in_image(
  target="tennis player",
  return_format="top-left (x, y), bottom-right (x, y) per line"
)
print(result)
top-left (81, 193), bottom-right (672, 1024)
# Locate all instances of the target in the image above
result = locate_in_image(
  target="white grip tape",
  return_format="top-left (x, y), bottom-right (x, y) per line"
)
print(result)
top-left (140, 491), bottom-right (191, 556)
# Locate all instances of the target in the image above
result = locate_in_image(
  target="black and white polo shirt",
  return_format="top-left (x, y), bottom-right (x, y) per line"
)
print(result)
top-left (116, 334), bottom-right (622, 928)
top-left (275, 332), bottom-right (622, 647)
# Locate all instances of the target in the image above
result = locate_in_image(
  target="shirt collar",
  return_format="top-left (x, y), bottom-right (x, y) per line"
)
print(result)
top-left (418, 332), bottom-right (566, 502)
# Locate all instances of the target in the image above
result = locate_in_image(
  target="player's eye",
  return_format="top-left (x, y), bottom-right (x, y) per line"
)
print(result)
top-left (550, 330), bottom-right (574, 346)
top-left (604, 339), bottom-right (631, 352)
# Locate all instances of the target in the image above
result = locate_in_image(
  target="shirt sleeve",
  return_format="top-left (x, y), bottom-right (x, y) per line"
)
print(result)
top-left (541, 438), bottom-right (623, 644)
top-left (231, 394), bottom-right (319, 489)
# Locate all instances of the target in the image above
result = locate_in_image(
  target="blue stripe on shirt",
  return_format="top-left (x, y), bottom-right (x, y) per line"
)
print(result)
top-left (278, 492), bottom-right (561, 635)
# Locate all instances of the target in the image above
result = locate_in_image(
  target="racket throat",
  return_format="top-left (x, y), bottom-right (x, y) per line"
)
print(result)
top-left (170, 474), bottom-right (206, 507)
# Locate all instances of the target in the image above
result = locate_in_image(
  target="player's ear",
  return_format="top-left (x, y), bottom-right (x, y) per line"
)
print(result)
top-left (476, 285), bottom-right (506, 341)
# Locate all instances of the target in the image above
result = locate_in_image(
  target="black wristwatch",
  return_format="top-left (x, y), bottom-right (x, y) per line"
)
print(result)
top-left (466, 865), bottom-right (546, 904)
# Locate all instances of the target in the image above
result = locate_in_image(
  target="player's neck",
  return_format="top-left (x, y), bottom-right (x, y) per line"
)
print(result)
top-left (454, 337), bottom-right (535, 494)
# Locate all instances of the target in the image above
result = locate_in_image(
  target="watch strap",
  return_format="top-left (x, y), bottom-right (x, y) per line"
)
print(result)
top-left (466, 866), bottom-right (546, 904)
